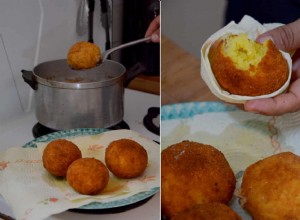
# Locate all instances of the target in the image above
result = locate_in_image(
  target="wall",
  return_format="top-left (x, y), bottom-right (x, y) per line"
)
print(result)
top-left (162, 0), bottom-right (227, 58)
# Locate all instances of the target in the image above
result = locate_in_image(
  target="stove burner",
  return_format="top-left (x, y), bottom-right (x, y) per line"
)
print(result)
top-left (32, 121), bottom-right (130, 138)
top-left (143, 107), bottom-right (160, 135)
top-left (109, 120), bottom-right (130, 130)
top-left (32, 123), bottom-right (58, 138)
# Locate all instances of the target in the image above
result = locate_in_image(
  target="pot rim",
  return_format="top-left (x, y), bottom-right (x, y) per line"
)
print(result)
top-left (33, 59), bottom-right (126, 89)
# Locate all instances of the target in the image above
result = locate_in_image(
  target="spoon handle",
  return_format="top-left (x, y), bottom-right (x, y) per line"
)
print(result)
top-left (102, 36), bottom-right (151, 61)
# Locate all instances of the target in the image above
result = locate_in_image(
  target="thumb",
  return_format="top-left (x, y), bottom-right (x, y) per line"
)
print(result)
top-left (257, 19), bottom-right (300, 52)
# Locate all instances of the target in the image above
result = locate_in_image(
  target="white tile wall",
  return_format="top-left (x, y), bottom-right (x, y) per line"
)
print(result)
top-left (0, 0), bottom-right (41, 116)
top-left (0, 35), bottom-right (24, 123)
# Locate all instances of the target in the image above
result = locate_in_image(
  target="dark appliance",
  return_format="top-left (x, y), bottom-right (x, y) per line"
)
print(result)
top-left (121, 0), bottom-right (160, 76)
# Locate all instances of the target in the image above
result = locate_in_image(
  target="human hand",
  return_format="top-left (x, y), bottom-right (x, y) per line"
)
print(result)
top-left (244, 19), bottom-right (300, 116)
top-left (145, 15), bottom-right (160, 43)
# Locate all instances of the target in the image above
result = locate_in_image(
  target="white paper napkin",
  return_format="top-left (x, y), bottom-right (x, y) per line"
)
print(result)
top-left (200, 15), bottom-right (293, 103)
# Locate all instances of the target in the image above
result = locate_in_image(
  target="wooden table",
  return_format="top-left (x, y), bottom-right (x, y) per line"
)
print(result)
top-left (161, 35), bottom-right (218, 105)
top-left (128, 74), bottom-right (160, 95)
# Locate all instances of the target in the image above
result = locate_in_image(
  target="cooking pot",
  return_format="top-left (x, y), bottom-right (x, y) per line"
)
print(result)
top-left (22, 59), bottom-right (145, 130)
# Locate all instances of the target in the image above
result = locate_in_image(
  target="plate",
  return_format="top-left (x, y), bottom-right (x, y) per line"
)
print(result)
top-left (161, 101), bottom-right (300, 219)
top-left (22, 128), bottom-right (160, 210)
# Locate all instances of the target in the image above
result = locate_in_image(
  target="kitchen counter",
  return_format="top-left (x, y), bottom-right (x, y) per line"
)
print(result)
top-left (161, 35), bottom-right (218, 104)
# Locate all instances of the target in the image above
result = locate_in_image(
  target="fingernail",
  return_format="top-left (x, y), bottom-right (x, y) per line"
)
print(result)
top-left (151, 34), bottom-right (159, 42)
top-left (257, 35), bottom-right (274, 44)
top-left (244, 101), bottom-right (260, 113)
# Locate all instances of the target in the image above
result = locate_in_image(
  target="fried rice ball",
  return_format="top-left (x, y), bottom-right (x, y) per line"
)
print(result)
top-left (240, 152), bottom-right (300, 220)
top-left (66, 158), bottom-right (109, 195)
top-left (67, 41), bottom-right (101, 70)
top-left (42, 139), bottom-right (82, 177)
top-left (208, 33), bottom-right (289, 96)
top-left (171, 203), bottom-right (241, 220)
top-left (105, 139), bottom-right (148, 179)
top-left (161, 141), bottom-right (236, 219)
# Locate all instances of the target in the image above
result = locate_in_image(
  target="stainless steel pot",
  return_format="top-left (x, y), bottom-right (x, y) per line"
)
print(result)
top-left (22, 59), bottom-right (144, 130)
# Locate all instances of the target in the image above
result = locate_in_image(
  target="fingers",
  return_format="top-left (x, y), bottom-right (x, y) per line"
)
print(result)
top-left (250, 19), bottom-right (300, 115)
top-left (150, 30), bottom-right (160, 43)
top-left (257, 19), bottom-right (300, 52)
top-left (244, 79), bottom-right (300, 116)
top-left (145, 15), bottom-right (160, 43)
top-left (245, 97), bottom-right (291, 116)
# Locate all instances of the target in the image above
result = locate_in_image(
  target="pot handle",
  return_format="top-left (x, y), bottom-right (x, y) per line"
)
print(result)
top-left (21, 69), bottom-right (37, 90)
top-left (124, 62), bottom-right (147, 87)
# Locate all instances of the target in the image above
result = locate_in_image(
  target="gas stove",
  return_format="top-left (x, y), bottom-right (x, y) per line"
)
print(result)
top-left (0, 89), bottom-right (160, 220)
top-left (32, 120), bottom-right (131, 139)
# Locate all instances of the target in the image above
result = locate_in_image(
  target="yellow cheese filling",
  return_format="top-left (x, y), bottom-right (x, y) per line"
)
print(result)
top-left (222, 33), bottom-right (268, 75)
